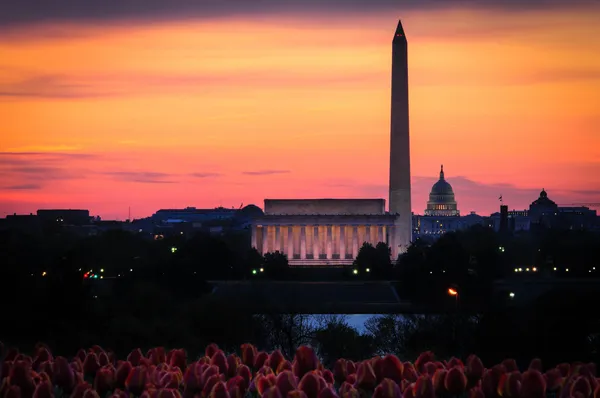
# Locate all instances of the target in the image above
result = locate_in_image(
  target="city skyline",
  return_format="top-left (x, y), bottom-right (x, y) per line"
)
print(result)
top-left (1, 1), bottom-right (599, 220)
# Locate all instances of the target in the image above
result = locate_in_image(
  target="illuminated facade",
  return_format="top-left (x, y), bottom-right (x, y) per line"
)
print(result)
top-left (252, 199), bottom-right (399, 266)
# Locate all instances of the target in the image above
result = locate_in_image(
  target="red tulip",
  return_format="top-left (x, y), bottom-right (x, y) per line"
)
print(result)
top-left (82, 354), bottom-right (100, 377)
top-left (299, 372), bottom-right (326, 398)
top-left (413, 376), bottom-right (435, 398)
top-left (346, 375), bottom-right (357, 385)
top-left (355, 361), bottom-right (377, 391)
top-left (376, 355), bottom-right (404, 384)
top-left (32, 380), bottom-right (53, 398)
top-left (255, 352), bottom-right (269, 370)
top-left (262, 386), bottom-right (282, 398)
top-left (339, 382), bottom-right (354, 396)
top-left (268, 351), bottom-right (286, 373)
top-left (156, 389), bottom-right (182, 398)
top-left (160, 372), bottom-right (180, 389)
top-left (373, 379), bottom-right (402, 398)
top-left (209, 351), bottom-right (228, 375)
top-left (288, 390), bottom-right (309, 398)
top-left (466, 355), bottom-right (485, 386)
top-left (205, 344), bottom-right (220, 359)
top-left (502, 360), bottom-right (518, 373)
top-left (125, 366), bottom-right (148, 396)
top-left (94, 367), bottom-right (115, 395)
top-left (333, 360), bottom-right (348, 385)
top-left (445, 367), bottom-right (467, 394)
top-left (557, 364), bottom-right (570, 377)
top-left (543, 369), bottom-right (562, 391)
top-left (237, 365), bottom-right (252, 389)
top-left (469, 387), bottom-right (486, 398)
top-left (415, 353), bottom-right (435, 374)
top-left (404, 384), bottom-right (415, 398)
top-left (82, 389), bottom-right (100, 398)
top-left (226, 375), bottom-right (248, 395)
top-left (340, 387), bottom-right (359, 398)
top-left (70, 382), bottom-right (92, 398)
top-left (497, 371), bottom-right (522, 398)
top-left (114, 361), bottom-right (132, 389)
top-left (277, 361), bottom-right (293, 374)
top-left (98, 352), bottom-right (110, 367)
top-left (226, 355), bottom-right (239, 378)
top-left (571, 376), bottom-right (592, 398)
top-left (110, 389), bottom-right (128, 398)
top-left (149, 348), bottom-right (167, 365)
top-left (276, 371), bottom-right (299, 397)
top-left (423, 363), bottom-right (437, 376)
top-left (482, 366), bottom-right (505, 398)
top-left (169, 350), bottom-right (187, 371)
top-left (292, 347), bottom-right (320, 379)
top-left (241, 344), bottom-right (256, 368)
top-left (321, 370), bottom-right (334, 385)
top-left (432, 369), bottom-right (447, 394)
top-left (346, 362), bottom-right (356, 376)
top-left (9, 360), bottom-right (35, 398)
top-left (209, 381), bottom-right (230, 398)
top-left (127, 349), bottom-right (143, 367)
top-left (229, 386), bottom-right (244, 398)
top-left (318, 386), bottom-right (339, 398)
top-left (52, 357), bottom-right (75, 393)
top-left (529, 359), bottom-right (543, 372)
top-left (203, 375), bottom-right (221, 398)
top-left (593, 384), bottom-right (600, 398)
top-left (5, 385), bottom-right (22, 398)
top-left (402, 363), bottom-right (418, 383)
top-left (521, 370), bottom-right (546, 398)
top-left (447, 358), bottom-right (464, 369)
top-left (256, 374), bottom-right (277, 396)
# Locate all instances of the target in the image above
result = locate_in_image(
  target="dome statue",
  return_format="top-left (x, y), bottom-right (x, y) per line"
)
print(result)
top-left (424, 165), bottom-right (460, 216)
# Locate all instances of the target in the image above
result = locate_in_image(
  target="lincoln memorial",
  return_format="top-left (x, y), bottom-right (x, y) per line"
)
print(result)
top-left (251, 199), bottom-right (400, 266)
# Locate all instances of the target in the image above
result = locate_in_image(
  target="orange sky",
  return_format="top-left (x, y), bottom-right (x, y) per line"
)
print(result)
top-left (1, 6), bottom-right (599, 219)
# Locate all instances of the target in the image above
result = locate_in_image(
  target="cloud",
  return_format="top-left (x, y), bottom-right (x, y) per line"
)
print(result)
top-left (0, 0), bottom-right (596, 29)
top-left (103, 171), bottom-right (177, 184)
top-left (0, 151), bottom-right (91, 186)
top-left (242, 170), bottom-right (291, 176)
top-left (0, 70), bottom-right (382, 100)
top-left (0, 184), bottom-right (42, 190)
top-left (190, 172), bottom-right (222, 178)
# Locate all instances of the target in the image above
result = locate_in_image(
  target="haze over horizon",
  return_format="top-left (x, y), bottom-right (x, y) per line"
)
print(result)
top-left (1, 0), bottom-right (599, 220)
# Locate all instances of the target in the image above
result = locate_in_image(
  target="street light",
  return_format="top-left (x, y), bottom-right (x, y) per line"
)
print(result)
top-left (509, 292), bottom-right (515, 298)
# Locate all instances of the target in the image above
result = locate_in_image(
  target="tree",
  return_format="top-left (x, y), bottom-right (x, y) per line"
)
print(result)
top-left (312, 315), bottom-right (375, 367)
top-left (263, 251), bottom-right (289, 279)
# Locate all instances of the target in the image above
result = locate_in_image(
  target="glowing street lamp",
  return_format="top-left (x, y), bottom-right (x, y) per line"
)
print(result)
top-left (353, 269), bottom-right (358, 275)
top-left (259, 268), bottom-right (264, 273)
top-left (509, 292), bottom-right (515, 298)
top-left (252, 269), bottom-right (257, 275)
top-left (448, 288), bottom-right (458, 296)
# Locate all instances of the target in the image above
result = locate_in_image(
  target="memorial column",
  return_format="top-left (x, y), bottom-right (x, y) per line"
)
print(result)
top-left (365, 225), bottom-right (371, 244)
top-left (313, 226), bottom-right (320, 259)
top-left (378, 225), bottom-right (384, 244)
top-left (352, 225), bottom-right (359, 258)
top-left (300, 226), bottom-right (307, 260)
top-left (275, 226), bottom-right (281, 253)
top-left (339, 225), bottom-right (346, 260)
top-left (262, 226), bottom-right (269, 255)
top-left (287, 226), bottom-right (294, 258)
top-left (251, 224), bottom-right (257, 249)
top-left (326, 225), bottom-right (333, 259)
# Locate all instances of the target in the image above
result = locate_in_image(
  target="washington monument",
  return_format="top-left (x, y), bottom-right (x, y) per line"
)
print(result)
top-left (389, 20), bottom-right (412, 254)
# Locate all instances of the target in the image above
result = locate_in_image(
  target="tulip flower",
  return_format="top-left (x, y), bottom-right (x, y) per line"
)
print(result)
top-left (276, 371), bottom-right (299, 397)
top-left (373, 379), bottom-right (402, 398)
top-left (444, 367), bottom-right (467, 394)
top-left (292, 347), bottom-right (320, 379)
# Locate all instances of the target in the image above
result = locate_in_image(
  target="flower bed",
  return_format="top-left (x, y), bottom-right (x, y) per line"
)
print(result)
top-left (0, 342), bottom-right (598, 398)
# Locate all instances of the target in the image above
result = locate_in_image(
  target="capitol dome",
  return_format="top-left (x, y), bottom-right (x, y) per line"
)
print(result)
top-left (424, 165), bottom-right (460, 216)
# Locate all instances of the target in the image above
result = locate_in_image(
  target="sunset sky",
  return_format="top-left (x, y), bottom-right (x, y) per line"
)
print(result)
top-left (1, 0), bottom-right (599, 220)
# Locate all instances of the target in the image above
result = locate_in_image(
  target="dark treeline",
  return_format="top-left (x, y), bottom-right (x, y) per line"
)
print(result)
top-left (1, 224), bottom-right (599, 367)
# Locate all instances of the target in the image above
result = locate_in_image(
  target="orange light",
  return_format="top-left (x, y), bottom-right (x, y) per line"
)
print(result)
top-left (448, 288), bottom-right (458, 296)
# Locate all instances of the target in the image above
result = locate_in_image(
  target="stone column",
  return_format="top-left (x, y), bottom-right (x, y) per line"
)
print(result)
top-left (300, 226), bottom-right (307, 259)
top-left (352, 226), bottom-right (359, 258)
top-left (275, 226), bottom-right (281, 253)
top-left (313, 226), bottom-right (320, 259)
top-left (287, 226), bottom-right (294, 259)
top-left (378, 225), bottom-right (384, 244)
top-left (365, 225), bottom-right (371, 244)
top-left (339, 225), bottom-right (346, 260)
top-left (251, 224), bottom-right (257, 249)
top-left (389, 225), bottom-right (397, 261)
top-left (262, 226), bottom-right (269, 255)
top-left (326, 225), bottom-right (333, 259)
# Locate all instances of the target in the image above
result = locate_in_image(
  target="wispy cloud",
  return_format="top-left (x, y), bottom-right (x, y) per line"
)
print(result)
top-left (1, 184), bottom-right (42, 190)
top-left (103, 171), bottom-right (177, 184)
top-left (190, 172), bottom-right (222, 178)
top-left (3, 145), bottom-right (82, 153)
top-left (242, 170), bottom-right (291, 176)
